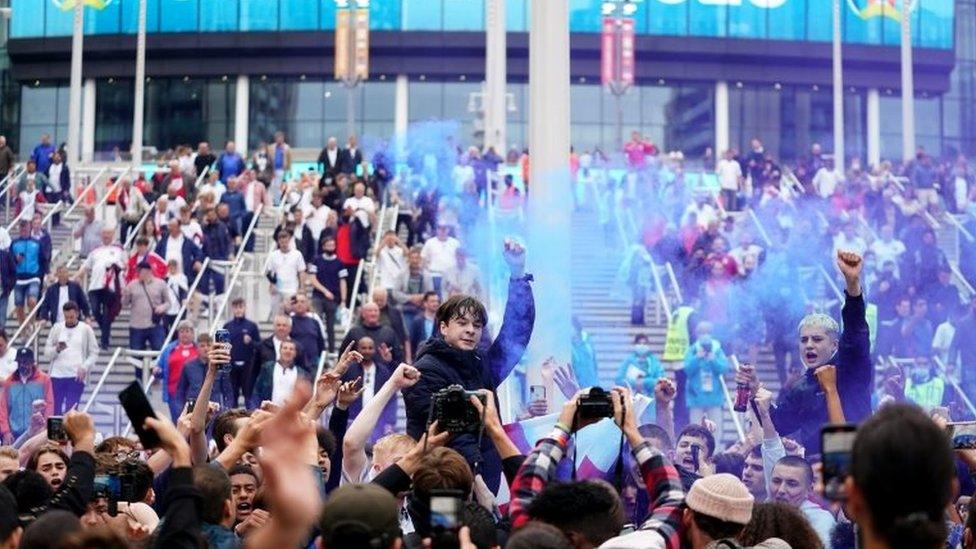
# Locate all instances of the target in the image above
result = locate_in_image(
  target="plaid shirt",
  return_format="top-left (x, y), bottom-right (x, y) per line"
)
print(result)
top-left (508, 426), bottom-right (686, 549)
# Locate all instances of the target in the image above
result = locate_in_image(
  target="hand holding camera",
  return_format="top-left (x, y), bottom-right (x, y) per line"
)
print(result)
top-left (429, 385), bottom-right (486, 434)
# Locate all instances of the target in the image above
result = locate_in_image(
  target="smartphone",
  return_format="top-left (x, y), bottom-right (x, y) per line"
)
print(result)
top-left (946, 421), bottom-right (976, 450)
top-left (186, 398), bottom-right (196, 413)
top-left (690, 444), bottom-right (701, 472)
top-left (821, 424), bottom-right (857, 501)
top-left (429, 489), bottom-right (463, 533)
top-left (214, 329), bottom-right (232, 370)
top-left (118, 381), bottom-right (161, 449)
top-left (47, 416), bottom-right (67, 443)
top-left (529, 385), bottom-right (546, 402)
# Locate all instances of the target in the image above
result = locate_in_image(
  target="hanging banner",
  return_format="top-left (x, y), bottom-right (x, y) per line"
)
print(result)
top-left (601, 17), bottom-right (616, 86)
top-left (353, 7), bottom-right (370, 80)
top-left (619, 17), bottom-right (635, 87)
top-left (334, 8), bottom-right (351, 80)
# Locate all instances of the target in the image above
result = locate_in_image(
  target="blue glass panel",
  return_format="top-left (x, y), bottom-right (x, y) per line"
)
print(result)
top-left (917, 0), bottom-right (953, 49)
top-left (881, 0), bottom-right (907, 45)
top-left (159, 0), bottom-right (198, 32)
top-left (121, 0), bottom-right (161, 33)
top-left (320, 0), bottom-right (336, 29)
top-left (371, 0), bottom-right (401, 30)
top-left (200, 0), bottom-right (237, 31)
top-left (767, 0), bottom-right (803, 41)
top-left (625, 0), bottom-right (649, 34)
top-left (240, 0), bottom-right (278, 31)
top-left (806, 0), bottom-right (830, 41)
top-left (84, 0), bottom-right (122, 34)
top-left (444, 0), bottom-right (483, 31)
top-left (506, 0), bottom-right (526, 32)
top-left (844, 0), bottom-right (882, 45)
top-left (402, 0), bottom-right (442, 30)
top-left (728, 1), bottom-right (765, 39)
top-left (568, 0), bottom-right (600, 33)
top-left (11, 0), bottom-right (45, 37)
top-left (280, 0), bottom-right (318, 30)
top-left (648, 0), bottom-right (687, 37)
top-left (689, 0), bottom-right (726, 37)
top-left (45, 1), bottom-right (75, 36)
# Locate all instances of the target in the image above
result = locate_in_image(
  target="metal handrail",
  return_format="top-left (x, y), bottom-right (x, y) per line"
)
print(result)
top-left (949, 263), bottom-right (976, 299)
top-left (159, 257), bottom-right (212, 352)
top-left (9, 288), bottom-right (49, 344)
top-left (855, 211), bottom-right (879, 243)
top-left (367, 203), bottom-right (397, 297)
top-left (746, 207), bottom-right (773, 247)
top-left (944, 212), bottom-right (975, 243)
top-left (723, 355), bottom-right (747, 443)
top-left (818, 265), bottom-right (845, 303)
top-left (648, 259), bottom-right (672, 321)
top-left (40, 200), bottom-right (63, 231)
top-left (343, 202), bottom-right (390, 332)
top-left (93, 168), bottom-right (130, 213)
top-left (209, 204), bottom-right (264, 333)
top-left (932, 355), bottom-right (976, 419)
top-left (664, 261), bottom-right (684, 305)
top-left (0, 165), bottom-right (25, 207)
top-left (82, 347), bottom-right (124, 413)
top-left (4, 206), bottom-right (28, 232)
top-left (922, 210), bottom-right (942, 230)
top-left (62, 166), bottom-right (108, 219)
top-left (311, 351), bottom-right (328, 398)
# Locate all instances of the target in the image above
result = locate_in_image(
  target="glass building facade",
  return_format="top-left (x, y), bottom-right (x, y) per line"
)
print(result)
top-left (9, 0), bottom-right (955, 50)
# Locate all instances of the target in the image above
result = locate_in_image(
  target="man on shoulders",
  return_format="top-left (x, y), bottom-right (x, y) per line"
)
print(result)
top-left (252, 340), bottom-right (312, 407)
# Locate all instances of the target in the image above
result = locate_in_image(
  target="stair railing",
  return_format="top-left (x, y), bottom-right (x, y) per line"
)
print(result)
top-left (746, 207), bottom-right (773, 248)
top-left (62, 165), bottom-right (108, 220)
top-left (367, 203), bottom-right (399, 298)
top-left (122, 199), bottom-right (155, 250)
top-left (648, 258), bottom-right (671, 324)
top-left (818, 265), bottom-right (845, 303)
top-left (944, 212), bottom-right (976, 244)
top-left (0, 165), bottom-right (25, 223)
top-left (343, 202), bottom-right (391, 332)
top-left (724, 355), bottom-right (748, 443)
top-left (949, 263), bottom-right (976, 301)
top-left (664, 261), bottom-right (684, 305)
top-left (81, 347), bottom-right (124, 413)
top-left (158, 257), bottom-right (212, 354)
top-left (932, 355), bottom-right (976, 419)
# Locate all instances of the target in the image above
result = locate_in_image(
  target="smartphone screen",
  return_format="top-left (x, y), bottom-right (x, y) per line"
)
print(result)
top-left (186, 398), bottom-right (197, 413)
top-left (118, 381), bottom-right (161, 449)
top-left (946, 421), bottom-right (976, 450)
top-left (430, 494), bottom-right (461, 532)
top-left (821, 424), bottom-right (857, 501)
top-left (529, 385), bottom-right (546, 402)
top-left (47, 416), bottom-right (66, 442)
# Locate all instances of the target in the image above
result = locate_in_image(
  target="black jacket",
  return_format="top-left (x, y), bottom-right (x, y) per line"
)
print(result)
top-left (402, 278), bottom-right (535, 493)
top-left (770, 293), bottom-right (872, 452)
top-left (316, 147), bottom-right (341, 180)
top-left (337, 147), bottom-right (363, 175)
top-left (252, 336), bottom-right (307, 389)
top-left (153, 467), bottom-right (203, 549)
top-left (39, 281), bottom-right (91, 323)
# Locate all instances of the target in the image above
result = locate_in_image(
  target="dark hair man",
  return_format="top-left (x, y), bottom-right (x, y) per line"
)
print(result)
top-left (402, 241), bottom-right (534, 494)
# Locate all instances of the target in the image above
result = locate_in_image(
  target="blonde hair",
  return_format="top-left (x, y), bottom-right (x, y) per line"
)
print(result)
top-left (372, 433), bottom-right (414, 469)
top-left (797, 313), bottom-right (840, 340)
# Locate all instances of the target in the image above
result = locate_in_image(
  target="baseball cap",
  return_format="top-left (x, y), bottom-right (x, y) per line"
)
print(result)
top-left (684, 473), bottom-right (754, 525)
top-left (319, 484), bottom-right (400, 547)
top-left (15, 348), bottom-right (34, 366)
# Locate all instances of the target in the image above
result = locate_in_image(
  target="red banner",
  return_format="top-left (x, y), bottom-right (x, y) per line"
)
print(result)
top-left (600, 17), bottom-right (615, 86)
top-left (619, 17), bottom-right (635, 87)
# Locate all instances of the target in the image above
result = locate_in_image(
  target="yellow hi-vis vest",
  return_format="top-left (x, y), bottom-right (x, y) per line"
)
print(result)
top-left (663, 306), bottom-right (694, 361)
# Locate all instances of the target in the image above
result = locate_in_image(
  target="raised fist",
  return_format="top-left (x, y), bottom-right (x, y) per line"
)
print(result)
top-left (836, 250), bottom-right (863, 281)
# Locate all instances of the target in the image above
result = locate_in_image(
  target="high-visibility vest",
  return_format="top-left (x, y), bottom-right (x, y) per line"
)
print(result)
top-left (663, 306), bottom-right (694, 361)
top-left (866, 302), bottom-right (878, 353)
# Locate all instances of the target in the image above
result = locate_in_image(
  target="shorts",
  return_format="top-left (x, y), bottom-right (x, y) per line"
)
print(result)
top-left (14, 280), bottom-right (40, 306)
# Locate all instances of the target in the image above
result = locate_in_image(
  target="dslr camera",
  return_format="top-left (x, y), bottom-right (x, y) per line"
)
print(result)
top-left (577, 387), bottom-right (615, 420)
top-left (94, 470), bottom-right (138, 517)
top-left (429, 385), bottom-right (486, 434)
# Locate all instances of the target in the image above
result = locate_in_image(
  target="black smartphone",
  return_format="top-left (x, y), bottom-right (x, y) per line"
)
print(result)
top-left (946, 421), bottom-right (976, 450)
top-left (118, 381), bottom-right (161, 449)
top-left (529, 385), bottom-right (546, 402)
top-left (690, 444), bottom-right (701, 472)
top-left (186, 398), bottom-right (196, 413)
top-left (214, 328), bottom-right (232, 369)
top-left (821, 424), bottom-right (857, 501)
top-left (47, 416), bottom-right (67, 443)
top-left (429, 489), bottom-right (463, 542)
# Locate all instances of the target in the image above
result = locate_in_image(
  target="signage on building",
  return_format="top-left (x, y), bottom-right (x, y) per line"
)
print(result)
top-left (601, 17), bottom-right (635, 89)
top-left (335, 8), bottom-right (351, 80)
top-left (335, 7), bottom-right (369, 82)
top-left (353, 7), bottom-right (370, 80)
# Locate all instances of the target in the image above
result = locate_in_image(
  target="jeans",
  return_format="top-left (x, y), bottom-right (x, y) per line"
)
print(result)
top-left (200, 269), bottom-right (225, 295)
top-left (130, 326), bottom-right (164, 378)
top-left (312, 295), bottom-right (338, 353)
top-left (0, 293), bottom-right (8, 322)
top-left (88, 289), bottom-right (114, 347)
top-left (14, 281), bottom-right (40, 307)
top-left (52, 377), bottom-right (85, 415)
top-left (241, 211), bottom-right (256, 252)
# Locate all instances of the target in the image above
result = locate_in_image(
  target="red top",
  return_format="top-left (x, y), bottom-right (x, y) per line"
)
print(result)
top-left (167, 343), bottom-right (198, 396)
top-left (126, 251), bottom-right (168, 284)
top-left (336, 224), bottom-right (356, 265)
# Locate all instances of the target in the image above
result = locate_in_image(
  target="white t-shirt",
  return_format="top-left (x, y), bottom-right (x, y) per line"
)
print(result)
top-left (166, 274), bottom-right (188, 315)
top-left (56, 285), bottom-right (70, 323)
top-left (716, 159), bottom-right (742, 191)
top-left (48, 323), bottom-right (95, 378)
top-left (833, 234), bottom-right (867, 258)
top-left (376, 246), bottom-right (407, 290)
top-left (421, 236), bottom-right (460, 275)
top-left (165, 235), bottom-right (186, 275)
top-left (165, 196), bottom-right (188, 219)
top-left (342, 196), bottom-right (376, 228)
top-left (181, 220), bottom-right (203, 246)
top-left (268, 248), bottom-right (306, 294)
top-left (84, 244), bottom-right (126, 291)
top-left (813, 168), bottom-right (842, 198)
top-left (871, 238), bottom-right (907, 270)
top-left (271, 363), bottom-right (299, 406)
top-left (932, 321), bottom-right (955, 366)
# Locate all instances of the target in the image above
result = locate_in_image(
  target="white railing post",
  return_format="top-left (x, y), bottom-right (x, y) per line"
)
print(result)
top-left (82, 347), bottom-right (123, 413)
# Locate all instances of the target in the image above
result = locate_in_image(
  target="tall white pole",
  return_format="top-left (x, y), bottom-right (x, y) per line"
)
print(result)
top-left (832, 0), bottom-right (845, 172)
top-left (131, 0), bottom-right (147, 171)
top-left (867, 88), bottom-right (880, 166)
top-left (484, 0), bottom-right (507, 154)
top-left (714, 81), bottom-right (729, 161)
top-left (525, 0), bottom-right (571, 383)
top-left (900, 0), bottom-right (916, 161)
top-left (67, 0), bottom-right (84, 166)
top-left (234, 75), bottom-right (250, 156)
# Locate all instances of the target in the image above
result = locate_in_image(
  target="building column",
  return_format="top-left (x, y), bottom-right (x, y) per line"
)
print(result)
top-left (484, 0), bottom-right (507, 154)
top-left (234, 75), bottom-right (249, 155)
top-left (81, 78), bottom-right (96, 164)
top-left (66, 0), bottom-right (84, 165)
top-left (715, 80), bottom-right (729, 160)
top-left (525, 0), bottom-right (571, 386)
top-left (394, 74), bottom-right (408, 155)
top-left (867, 88), bottom-right (881, 167)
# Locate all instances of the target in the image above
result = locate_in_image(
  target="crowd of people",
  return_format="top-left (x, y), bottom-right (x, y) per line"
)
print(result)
top-left (0, 126), bottom-right (972, 549)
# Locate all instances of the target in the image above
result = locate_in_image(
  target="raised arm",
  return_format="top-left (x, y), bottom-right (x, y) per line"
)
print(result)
top-left (836, 251), bottom-right (872, 420)
top-left (342, 363), bottom-right (419, 482)
top-left (486, 241), bottom-right (535, 383)
top-left (814, 365), bottom-right (846, 424)
top-left (754, 388), bottom-right (785, 496)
